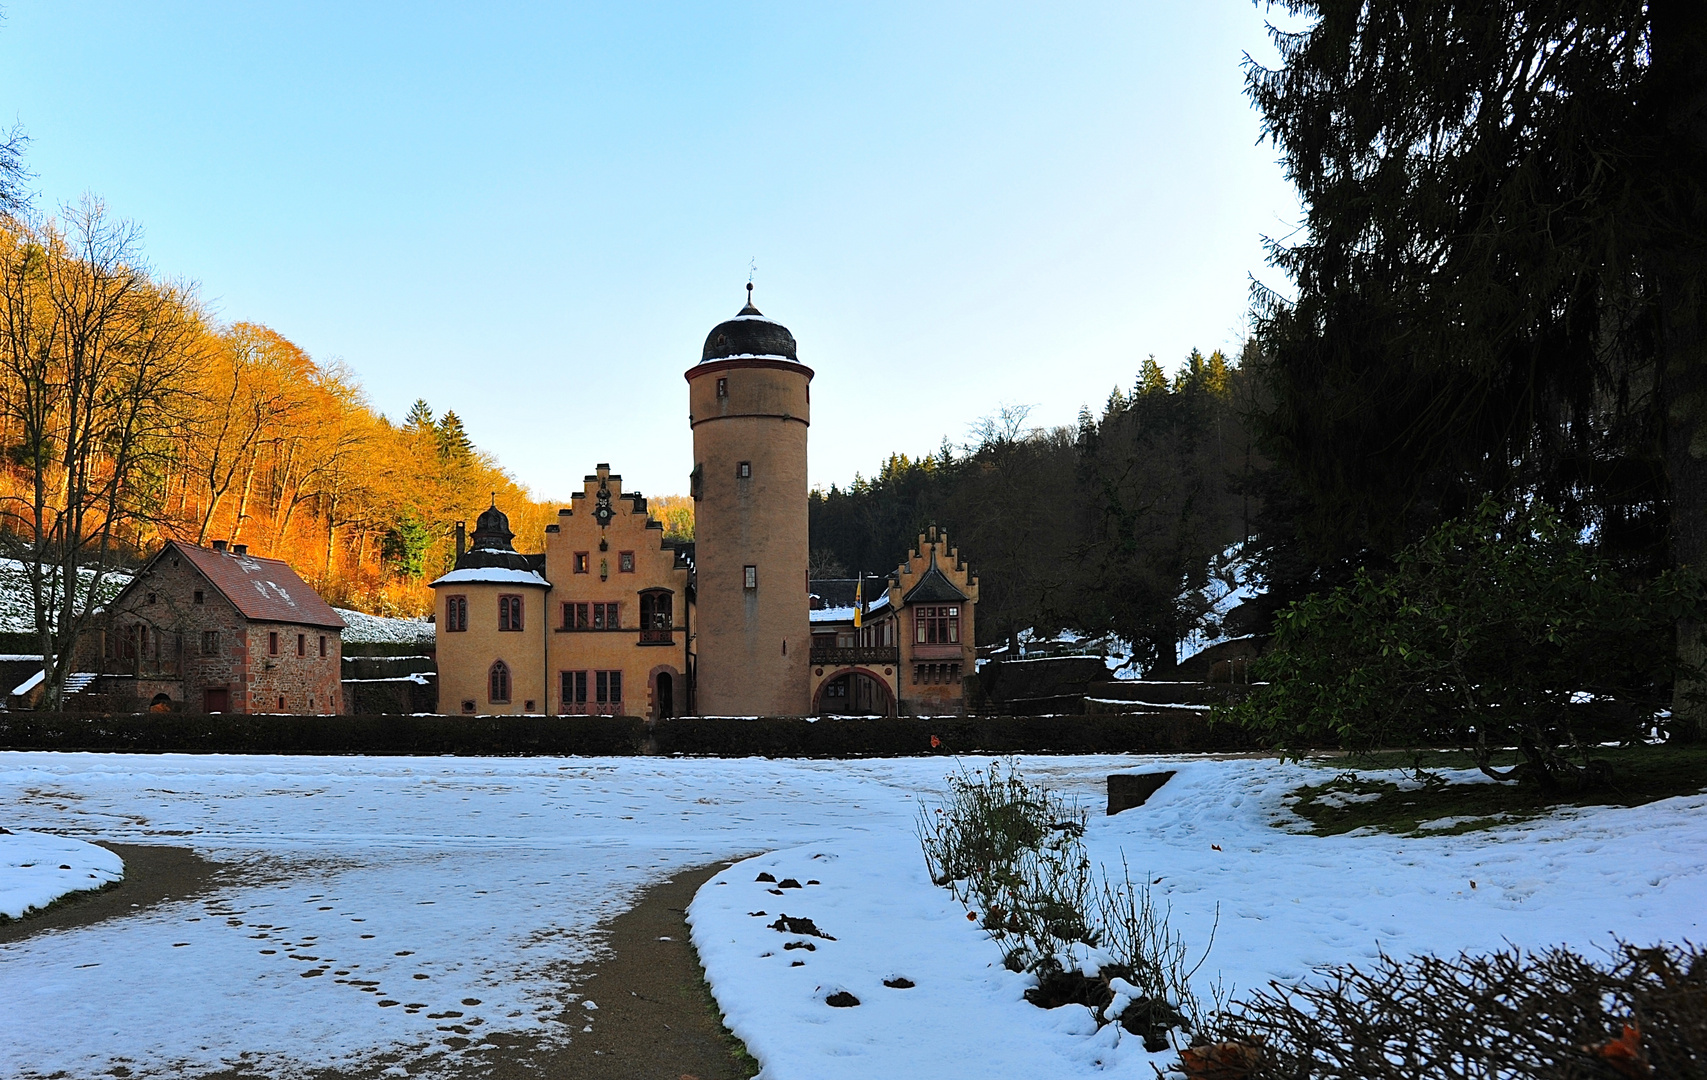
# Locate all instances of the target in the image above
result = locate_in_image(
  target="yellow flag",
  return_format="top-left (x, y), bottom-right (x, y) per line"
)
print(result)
top-left (854, 576), bottom-right (863, 628)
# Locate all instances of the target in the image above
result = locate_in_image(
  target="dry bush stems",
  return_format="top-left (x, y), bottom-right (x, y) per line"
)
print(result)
top-left (918, 760), bottom-right (1217, 1047)
top-left (1207, 940), bottom-right (1707, 1079)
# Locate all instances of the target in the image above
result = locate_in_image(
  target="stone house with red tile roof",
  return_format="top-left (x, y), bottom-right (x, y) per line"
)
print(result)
top-left (96, 539), bottom-right (346, 714)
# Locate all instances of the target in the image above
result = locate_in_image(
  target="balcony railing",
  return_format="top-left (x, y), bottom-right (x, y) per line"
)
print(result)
top-left (638, 628), bottom-right (675, 645)
top-left (810, 646), bottom-right (900, 668)
top-left (99, 656), bottom-right (183, 678)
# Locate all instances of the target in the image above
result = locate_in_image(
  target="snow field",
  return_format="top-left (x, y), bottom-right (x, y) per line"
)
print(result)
top-left (0, 752), bottom-right (1701, 1079)
top-left (0, 829), bottom-right (123, 920)
top-left (692, 756), bottom-right (1707, 1080)
top-left (690, 839), bottom-right (1173, 1078)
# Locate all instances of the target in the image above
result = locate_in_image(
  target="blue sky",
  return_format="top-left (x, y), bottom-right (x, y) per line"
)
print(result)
top-left (0, 2), bottom-right (1300, 500)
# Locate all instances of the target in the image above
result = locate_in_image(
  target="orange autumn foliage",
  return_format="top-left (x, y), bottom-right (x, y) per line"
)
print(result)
top-left (1178, 1039), bottom-right (1264, 1080)
top-left (0, 216), bottom-right (603, 617)
top-left (1585, 1022), bottom-right (1652, 1079)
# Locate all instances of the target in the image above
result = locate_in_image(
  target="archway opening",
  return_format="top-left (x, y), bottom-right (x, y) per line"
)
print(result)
top-left (817, 670), bottom-right (893, 716)
top-left (656, 672), bottom-right (674, 719)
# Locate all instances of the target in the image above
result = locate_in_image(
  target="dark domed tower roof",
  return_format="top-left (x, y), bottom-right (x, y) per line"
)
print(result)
top-left (700, 286), bottom-right (798, 363)
top-left (470, 502), bottom-right (515, 551)
top-left (447, 500), bottom-right (545, 575)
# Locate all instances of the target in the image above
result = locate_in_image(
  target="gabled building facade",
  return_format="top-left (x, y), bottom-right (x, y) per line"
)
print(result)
top-left (98, 539), bottom-right (346, 713)
top-left (430, 291), bottom-right (979, 717)
top-left (431, 467), bottom-right (690, 718)
top-left (808, 526), bottom-right (979, 715)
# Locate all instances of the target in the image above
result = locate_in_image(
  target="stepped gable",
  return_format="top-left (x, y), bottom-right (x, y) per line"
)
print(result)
top-left (172, 541), bottom-right (346, 629)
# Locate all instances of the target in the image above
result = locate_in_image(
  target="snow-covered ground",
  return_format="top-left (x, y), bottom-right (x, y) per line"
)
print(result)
top-left (0, 558), bottom-right (130, 634)
top-left (334, 607), bottom-right (435, 648)
top-left (0, 829), bottom-right (123, 920)
top-left (0, 753), bottom-right (1701, 1079)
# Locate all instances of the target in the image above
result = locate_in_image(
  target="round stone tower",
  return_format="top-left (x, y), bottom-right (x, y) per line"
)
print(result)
top-left (686, 286), bottom-right (812, 715)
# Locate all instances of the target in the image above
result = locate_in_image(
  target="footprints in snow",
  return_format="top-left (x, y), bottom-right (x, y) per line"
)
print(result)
top-left (211, 892), bottom-right (488, 1048)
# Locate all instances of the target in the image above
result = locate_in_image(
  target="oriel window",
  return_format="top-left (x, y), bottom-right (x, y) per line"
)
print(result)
top-left (914, 605), bottom-right (960, 645)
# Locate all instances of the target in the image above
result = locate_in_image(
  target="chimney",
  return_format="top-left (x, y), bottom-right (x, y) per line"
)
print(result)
top-left (232, 544), bottom-right (247, 556)
top-left (455, 520), bottom-right (466, 559)
top-left (212, 540), bottom-right (227, 552)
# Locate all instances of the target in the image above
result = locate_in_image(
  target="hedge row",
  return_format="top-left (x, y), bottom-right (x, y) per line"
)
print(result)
top-left (0, 711), bottom-right (1257, 757)
top-left (0, 712), bottom-right (644, 756)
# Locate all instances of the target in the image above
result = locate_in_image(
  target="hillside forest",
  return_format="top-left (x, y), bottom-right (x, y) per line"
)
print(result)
top-left (0, 202), bottom-right (619, 620)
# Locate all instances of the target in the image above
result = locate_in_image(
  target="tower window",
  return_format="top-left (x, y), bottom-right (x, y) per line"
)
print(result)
top-left (499, 594), bottom-right (525, 631)
top-left (445, 595), bottom-right (468, 632)
top-left (716, 377), bottom-right (728, 398)
top-left (744, 565), bottom-right (758, 590)
top-left (489, 661), bottom-right (511, 704)
top-left (268, 631), bottom-right (279, 655)
top-left (319, 635), bottom-right (328, 657)
top-left (737, 461), bottom-right (751, 479)
top-left (297, 633), bottom-right (306, 657)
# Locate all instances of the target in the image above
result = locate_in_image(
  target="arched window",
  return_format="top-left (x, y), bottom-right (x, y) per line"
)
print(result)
top-left (489, 660), bottom-right (511, 704)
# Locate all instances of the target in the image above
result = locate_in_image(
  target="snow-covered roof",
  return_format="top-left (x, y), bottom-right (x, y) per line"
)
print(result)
top-left (428, 567), bottom-right (551, 588)
top-left (865, 593), bottom-right (892, 615)
top-left (809, 605), bottom-right (858, 624)
top-left (168, 542), bottom-right (345, 629)
top-left (9, 669), bottom-right (44, 697)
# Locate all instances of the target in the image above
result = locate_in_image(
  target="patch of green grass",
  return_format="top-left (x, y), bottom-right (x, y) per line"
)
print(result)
top-left (688, 936), bottom-right (760, 1078)
top-left (1287, 743), bottom-right (1707, 837)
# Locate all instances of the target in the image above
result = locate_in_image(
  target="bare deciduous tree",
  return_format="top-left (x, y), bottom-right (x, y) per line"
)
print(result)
top-left (0, 198), bottom-right (205, 709)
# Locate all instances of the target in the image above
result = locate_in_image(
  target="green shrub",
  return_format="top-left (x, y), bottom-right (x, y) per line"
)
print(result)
top-left (1221, 501), bottom-right (1703, 788)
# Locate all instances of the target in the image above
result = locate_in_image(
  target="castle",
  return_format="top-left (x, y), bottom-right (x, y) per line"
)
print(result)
top-left (430, 289), bottom-right (978, 717)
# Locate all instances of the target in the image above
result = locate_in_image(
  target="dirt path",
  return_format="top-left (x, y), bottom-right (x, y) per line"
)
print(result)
top-left (263, 860), bottom-right (757, 1080)
top-left (0, 842), bottom-right (225, 944)
top-left (4, 848), bottom-right (755, 1078)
